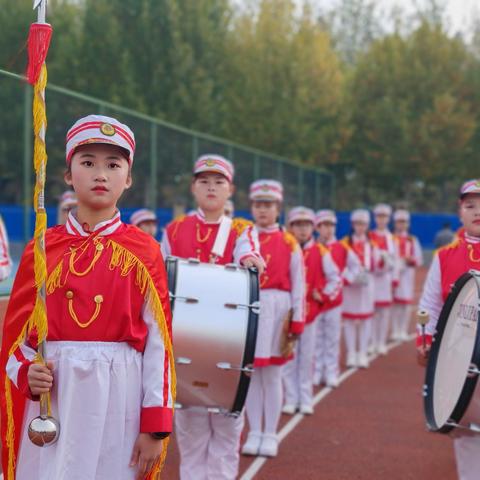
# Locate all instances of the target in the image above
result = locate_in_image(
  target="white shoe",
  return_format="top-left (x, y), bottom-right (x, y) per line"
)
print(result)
top-left (326, 375), bottom-right (339, 388)
top-left (241, 431), bottom-right (262, 456)
top-left (282, 404), bottom-right (297, 415)
top-left (259, 433), bottom-right (278, 457)
top-left (358, 352), bottom-right (369, 368)
top-left (367, 344), bottom-right (376, 354)
top-left (300, 404), bottom-right (314, 415)
top-left (390, 332), bottom-right (399, 342)
top-left (378, 344), bottom-right (387, 355)
top-left (346, 352), bottom-right (357, 368)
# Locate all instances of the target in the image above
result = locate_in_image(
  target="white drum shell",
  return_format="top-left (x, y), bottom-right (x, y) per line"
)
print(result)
top-left (170, 259), bottom-right (253, 412)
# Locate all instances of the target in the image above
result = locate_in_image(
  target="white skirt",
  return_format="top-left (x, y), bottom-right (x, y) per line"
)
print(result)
top-left (16, 341), bottom-right (143, 480)
top-left (254, 289), bottom-right (291, 366)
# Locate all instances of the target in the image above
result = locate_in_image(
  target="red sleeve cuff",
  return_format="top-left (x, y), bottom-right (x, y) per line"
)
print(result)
top-left (17, 361), bottom-right (38, 400)
top-left (140, 406), bottom-right (173, 433)
top-left (416, 334), bottom-right (433, 348)
top-left (289, 321), bottom-right (304, 335)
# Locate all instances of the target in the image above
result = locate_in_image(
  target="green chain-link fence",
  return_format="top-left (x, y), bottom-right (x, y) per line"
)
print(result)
top-left (0, 68), bottom-right (334, 233)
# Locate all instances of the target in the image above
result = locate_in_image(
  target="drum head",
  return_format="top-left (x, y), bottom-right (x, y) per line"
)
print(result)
top-left (425, 272), bottom-right (480, 433)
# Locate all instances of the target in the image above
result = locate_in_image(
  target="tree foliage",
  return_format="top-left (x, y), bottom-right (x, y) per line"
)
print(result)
top-left (1, 0), bottom-right (480, 211)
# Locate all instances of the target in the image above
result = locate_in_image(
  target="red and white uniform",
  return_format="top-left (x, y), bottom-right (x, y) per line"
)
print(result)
top-left (369, 229), bottom-right (396, 352)
top-left (4, 212), bottom-right (173, 480)
top-left (419, 234), bottom-right (480, 480)
top-left (162, 209), bottom-right (260, 480)
top-left (314, 238), bottom-right (361, 384)
top-left (391, 233), bottom-right (423, 339)
top-left (245, 224), bottom-right (304, 451)
top-left (0, 214), bottom-right (12, 281)
top-left (161, 209), bottom-right (260, 265)
top-left (284, 238), bottom-right (340, 407)
top-left (255, 225), bottom-right (305, 365)
top-left (342, 235), bottom-right (379, 366)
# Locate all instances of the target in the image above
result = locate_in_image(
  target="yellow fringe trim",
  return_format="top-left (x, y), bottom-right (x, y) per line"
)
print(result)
top-left (46, 260), bottom-right (64, 294)
top-left (283, 231), bottom-right (299, 252)
top-left (107, 239), bottom-right (176, 479)
top-left (231, 217), bottom-right (253, 237)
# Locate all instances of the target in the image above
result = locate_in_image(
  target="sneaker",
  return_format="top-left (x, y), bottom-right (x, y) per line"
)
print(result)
top-left (300, 404), bottom-right (314, 415)
top-left (241, 431), bottom-right (262, 456)
top-left (358, 352), bottom-right (369, 369)
top-left (326, 375), bottom-right (339, 388)
top-left (259, 433), bottom-right (278, 457)
top-left (378, 344), bottom-right (387, 355)
top-left (346, 352), bottom-right (357, 368)
top-left (367, 344), bottom-right (376, 355)
top-left (399, 332), bottom-right (409, 342)
top-left (282, 404), bottom-right (297, 415)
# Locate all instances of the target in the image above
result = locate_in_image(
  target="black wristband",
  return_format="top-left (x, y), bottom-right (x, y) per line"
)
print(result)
top-left (150, 432), bottom-right (170, 440)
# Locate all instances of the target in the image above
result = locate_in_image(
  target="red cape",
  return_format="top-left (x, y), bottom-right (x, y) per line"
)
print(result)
top-left (0, 224), bottom-right (172, 479)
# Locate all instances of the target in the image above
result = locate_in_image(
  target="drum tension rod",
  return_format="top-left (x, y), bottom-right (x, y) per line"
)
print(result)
top-left (216, 362), bottom-right (254, 374)
top-left (169, 292), bottom-right (199, 304)
top-left (224, 301), bottom-right (260, 314)
top-left (445, 420), bottom-right (480, 433)
top-left (468, 364), bottom-right (480, 376)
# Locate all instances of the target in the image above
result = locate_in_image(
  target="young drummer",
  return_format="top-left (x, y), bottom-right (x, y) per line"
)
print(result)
top-left (418, 180), bottom-right (480, 480)
top-left (0, 213), bottom-right (12, 282)
top-left (314, 209), bottom-right (361, 387)
top-left (369, 203), bottom-right (396, 355)
top-left (391, 209), bottom-right (423, 341)
top-left (0, 115), bottom-right (175, 480)
top-left (130, 208), bottom-right (158, 238)
top-left (342, 209), bottom-right (378, 369)
top-left (57, 190), bottom-right (77, 225)
top-left (242, 180), bottom-right (305, 457)
top-left (283, 207), bottom-right (340, 413)
top-left (161, 154), bottom-right (263, 480)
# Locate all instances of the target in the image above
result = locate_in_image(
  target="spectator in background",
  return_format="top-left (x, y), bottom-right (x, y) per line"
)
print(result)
top-left (130, 208), bottom-right (158, 238)
top-left (57, 190), bottom-right (77, 225)
top-left (0, 213), bottom-right (12, 281)
top-left (434, 222), bottom-right (455, 248)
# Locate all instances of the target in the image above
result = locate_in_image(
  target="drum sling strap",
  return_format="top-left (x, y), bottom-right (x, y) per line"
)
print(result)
top-left (210, 215), bottom-right (233, 262)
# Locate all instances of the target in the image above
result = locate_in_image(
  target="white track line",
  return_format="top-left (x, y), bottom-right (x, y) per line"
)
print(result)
top-left (240, 334), bottom-right (414, 480)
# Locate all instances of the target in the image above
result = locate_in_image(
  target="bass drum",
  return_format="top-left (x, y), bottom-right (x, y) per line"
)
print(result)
top-left (424, 270), bottom-right (480, 434)
top-left (166, 256), bottom-right (259, 416)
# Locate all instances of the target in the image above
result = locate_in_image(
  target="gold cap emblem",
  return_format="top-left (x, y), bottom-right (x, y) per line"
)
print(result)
top-left (100, 123), bottom-right (115, 136)
top-left (205, 159), bottom-right (216, 167)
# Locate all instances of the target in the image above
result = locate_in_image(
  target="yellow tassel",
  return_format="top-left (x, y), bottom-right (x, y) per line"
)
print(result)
top-left (5, 377), bottom-right (16, 480)
top-left (106, 240), bottom-right (176, 478)
top-left (46, 261), bottom-right (63, 294)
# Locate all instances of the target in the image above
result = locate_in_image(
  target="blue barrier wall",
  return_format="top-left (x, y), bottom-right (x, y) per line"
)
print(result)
top-left (1, 204), bottom-right (461, 250)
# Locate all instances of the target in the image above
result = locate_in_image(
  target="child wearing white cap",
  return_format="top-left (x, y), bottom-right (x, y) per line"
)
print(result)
top-left (1, 114), bottom-right (175, 480)
top-left (57, 190), bottom-right (77, 225)
top-left (418, 179), bottom-right (480, 480)
top-left (369, 203), bottom-right (397, 355)
top-left (130, 208), bottom-right (158, 238)
top-left (314, 209), bottom-right (361, 386)
top-left (283, 207), bottom-right (340, 413)
top-left (242, 180), bottom-right (305, 458)
top-left (342, 209), bottom-right (380, 368)
top-left (161, 155), bottom-right (263, 480)
top-left (0, 213), bottom-right (12, 282)
top-left (391, 209), bottom-right (423, 341)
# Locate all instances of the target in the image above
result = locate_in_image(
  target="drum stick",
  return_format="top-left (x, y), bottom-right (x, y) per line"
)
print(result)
top-left (417, 309), bottom-right (430, 349)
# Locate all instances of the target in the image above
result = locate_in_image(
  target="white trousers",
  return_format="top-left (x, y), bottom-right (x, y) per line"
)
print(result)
top-left (17, 342), bottom-right (142, 480)
top-left (343, 320), bottom-right (371, 357)
top-left (175, 409), bottom-right (244, 480)
top-left (371, 306), bottom-right (391, 348)
top-left (283, 322), bottom-right (316, 407)
top-left (314, 306), bottom-right (342, 382)
top-left (391, 303), bottom-right (411, 337)
top-left (245, 365), bottom-right (283, 435)
top-left (454, 436), bottom-right (480, 480)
